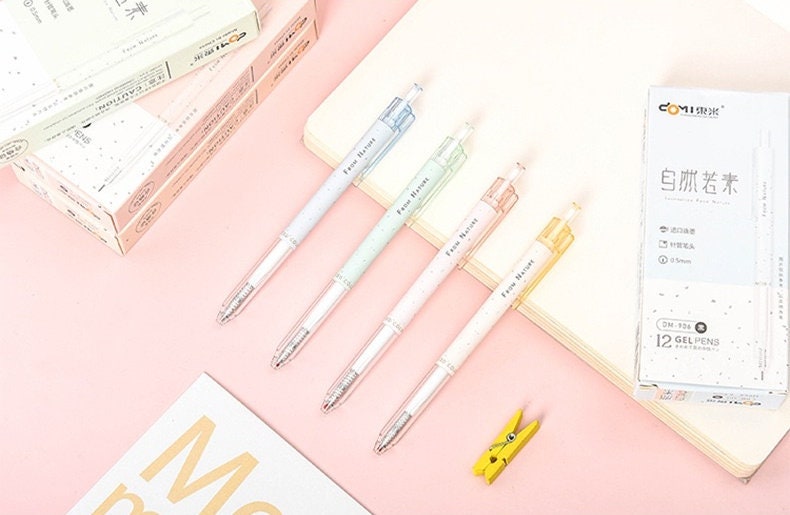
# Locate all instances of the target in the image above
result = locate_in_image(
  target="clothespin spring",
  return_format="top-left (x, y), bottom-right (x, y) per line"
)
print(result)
top-left (488, 432), bottom-right (517, 451)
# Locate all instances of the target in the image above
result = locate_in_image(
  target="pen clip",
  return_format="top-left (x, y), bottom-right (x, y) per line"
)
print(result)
top-left (512, 203), bottom-right (580, 309)
top-left (355, 84), bottom-right (422, 185)
top-left (458, 164), bottom-right (523, 269)
top-left (407, 123), bottom-right (473, 224)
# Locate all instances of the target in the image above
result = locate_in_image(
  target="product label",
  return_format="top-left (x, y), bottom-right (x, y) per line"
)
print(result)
top-left (337, 160), bottom-right (444, 287)
top-left (0, 139), bottom-right (29, 162)
top-left (35, 102), bottom-right (181, 225)
top-left (0, 3), bottom-right (60, 152)
top-left (387, 202), bottom-right (497, 328)
top-left (161, 61), bottom-right (254, 175)
top-left (190, 28), bottom-right (250, 67)
top-left (445, 216), bottom-right (480, 257)
top-left (270, 15), bottom-right (309, 62)
top-left (284, 119), bottom-right (394, 244)
top-left (4, 0), bottom-right (195, 79)
top-left (94, 65), bottom-right (170, 117)
top-left (439, 243), bottom-right (553, 373)
top-left (638, 87), bottom-right (789, 393)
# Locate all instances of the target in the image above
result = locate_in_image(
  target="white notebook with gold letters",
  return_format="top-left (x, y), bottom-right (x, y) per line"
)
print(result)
top-left (69, 374), bottom-right (369, 514)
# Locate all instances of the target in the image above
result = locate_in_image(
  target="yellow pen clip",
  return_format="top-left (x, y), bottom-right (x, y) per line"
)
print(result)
top-left (472, 409), bottom-right (540, 484)
top-left (512, 202), bottom-right (580, 309)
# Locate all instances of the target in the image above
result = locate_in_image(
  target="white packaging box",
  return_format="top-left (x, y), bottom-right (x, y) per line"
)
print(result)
top-left (13, 0), bottom-right (316, 234)
top-left (635, 86), bottom-right (789, 408)
top-left (0, 0), bottom-right (260, 165)
top-left (13, 15), bottom-right (318, 255)
top-left (12, 161), bottom-right (122, 250)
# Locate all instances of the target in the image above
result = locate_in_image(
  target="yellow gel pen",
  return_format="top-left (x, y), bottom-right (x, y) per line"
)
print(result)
top-left (375, 203), bottom-right (580, 453)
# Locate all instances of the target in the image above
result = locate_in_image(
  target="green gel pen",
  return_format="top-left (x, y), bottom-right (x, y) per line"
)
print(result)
top-left (271, 123), bottom-right (474, 369)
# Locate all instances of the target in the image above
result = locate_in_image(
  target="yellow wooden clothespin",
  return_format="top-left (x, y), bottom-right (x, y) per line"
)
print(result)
top-left (472, 409), bottom-right (540, 484)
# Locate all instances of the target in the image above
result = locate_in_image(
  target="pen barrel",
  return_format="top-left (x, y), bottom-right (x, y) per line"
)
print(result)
top-left (335, 158), bottom-right (450, 288)
top-left (437, 241), bottom-right (555, 374)
top-left (273, 280), bottom-right (348, 367)
top-left (403, 365), bottom-right (450, 414)
top-left (248, 237), bottom-right (295, 285)
top-left (323, 323), bottom-right (398, 411)
top-left (330, 173), bottom-right (514, 404)
top-left (282, 118), bottom-right (398, 245)
top-left (218, 238), bottom-right (294, 324)
top-left (351, 322), bottom-right (400, 376)
top-left (388, 200), bottom-right (499, 326)
top-left (328, 199), bottom-right (502, 407)
top-left (377, 366), bottom-right (449, 452)
top-left (219, 87), bottom-right (418, 324)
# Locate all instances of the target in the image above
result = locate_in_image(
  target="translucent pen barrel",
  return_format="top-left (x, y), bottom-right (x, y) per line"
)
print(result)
top-left (439, 203), bottom-right (580, 373)
top-left (272, 280), bottom-right (348, 369)
top-left (322, 165), bottom-right (522, 412)
top-left (387, 169), bottom-right (521, 327)
top-left (271, 124), bottom-right (473, 368)
top-left (322, 323), bottom-right (399, 412)
top-left (375, 204), bottom-right (580, 453)
top-left (217, 84), bottom-right (421, 325)
top-left (374, 365), bottom-right (449, 454)
top-left (281, 93), bottom-right (420, 246)
top-left (218, 238), bottom-right (294, 324)
top-left (335, 125), bottom-right (471, 288)
top-left (436, 244), bottom-right (553, 373)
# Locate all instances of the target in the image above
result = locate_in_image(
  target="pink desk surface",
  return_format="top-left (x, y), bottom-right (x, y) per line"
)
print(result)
top-left (1, 2), bottom-right (788, 513)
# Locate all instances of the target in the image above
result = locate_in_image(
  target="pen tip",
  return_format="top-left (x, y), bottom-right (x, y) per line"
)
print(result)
top-left (454, 123), bottom-right (474, 143)
top-left (270, 327), bottom-right (310, 370)
top-left (404, 83), bottom-right (423, 102)
top-left (563, 203), bottom-right (582, 224)
top-left (271, 356), bottom-right (286, 370)
top-left (321, 401), bottom-right (334, 414)
top-left (507, 163), bottom-right (526, 182)
top-left (216, 311), bottom-right (231, 325)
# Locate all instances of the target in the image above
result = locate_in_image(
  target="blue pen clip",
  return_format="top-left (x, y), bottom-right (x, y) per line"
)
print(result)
top-left (354, 83), bottom-right (422, 185)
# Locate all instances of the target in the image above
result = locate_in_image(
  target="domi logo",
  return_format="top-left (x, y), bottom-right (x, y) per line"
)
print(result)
top-left (658, 102), bottom-right (722, 119)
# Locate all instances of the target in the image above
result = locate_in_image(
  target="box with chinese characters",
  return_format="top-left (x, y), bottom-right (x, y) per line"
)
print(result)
top-left (12, 0), bottom-right (317, 255)
top-left (634, 86), bottom-right (789, 408)
top-left (12, 0), bottom-right (314, 234)
top-left (0, 0), bottom-right (261, 165)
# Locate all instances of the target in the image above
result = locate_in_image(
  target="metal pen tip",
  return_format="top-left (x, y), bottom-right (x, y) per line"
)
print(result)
top-left (271, 327), bottom-right (310, 369)
top-left (373, 430), bottom-right (397, 455)
top-left (217, 282), bottom-right (255, 325)
top-left (374, 412), bottom-right (411, 455)
top-left (216, 310), bottom-right (233, 325)
top-left (321, 394), bottom-right (340, 413)
top-left (321, 370), bottom-right (359, 413)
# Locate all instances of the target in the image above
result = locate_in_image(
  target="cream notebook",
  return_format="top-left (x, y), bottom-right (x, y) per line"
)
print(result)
top-left (303, 0), bottom-right (790, 479)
